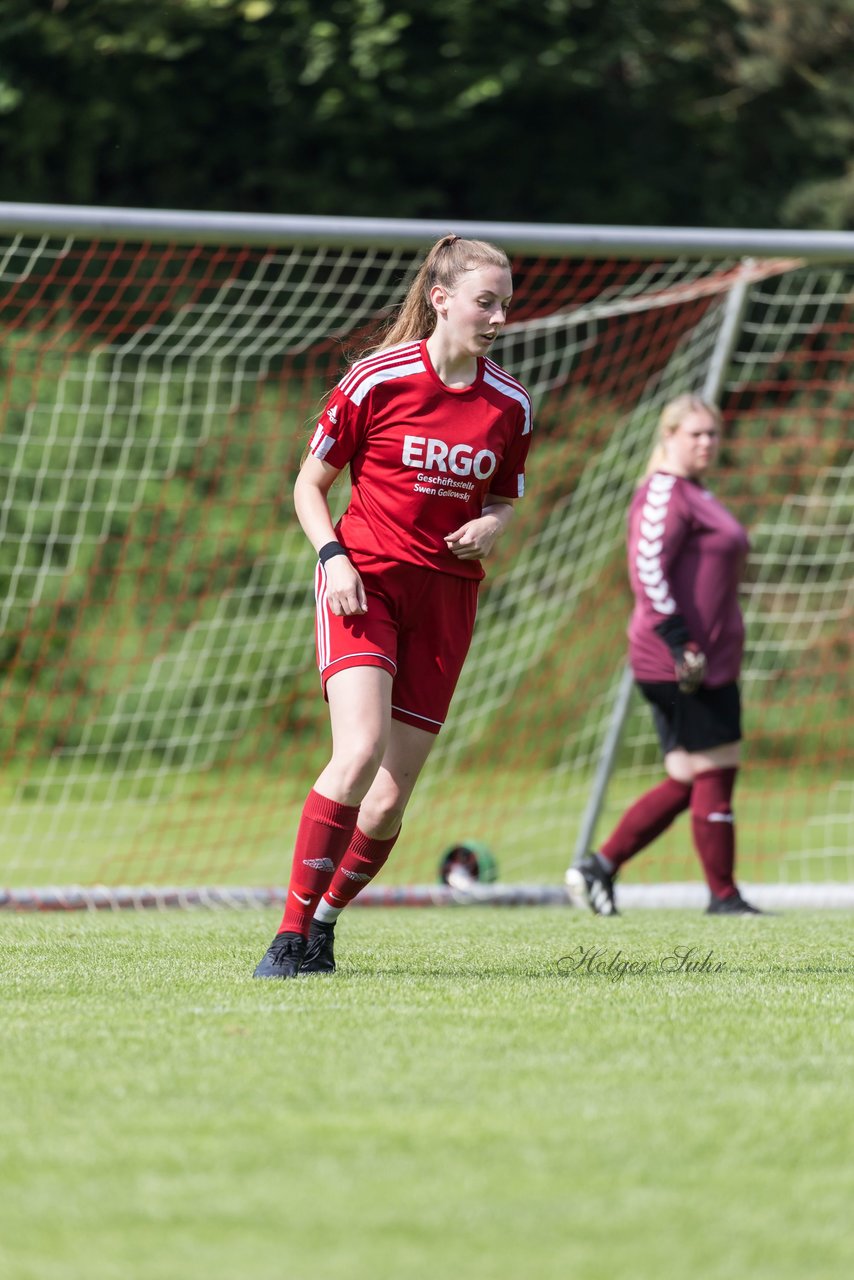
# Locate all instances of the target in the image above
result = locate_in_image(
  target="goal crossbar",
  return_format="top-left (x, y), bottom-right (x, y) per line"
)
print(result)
top-left (1, 200), bottom-right (854, 259)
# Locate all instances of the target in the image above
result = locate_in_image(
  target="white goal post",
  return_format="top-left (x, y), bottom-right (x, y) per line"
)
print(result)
top-left (0, 202), bottom-right (851, 910)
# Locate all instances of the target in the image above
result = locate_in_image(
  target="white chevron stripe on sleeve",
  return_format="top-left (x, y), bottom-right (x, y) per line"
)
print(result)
top-left (637, 537), bottom-right (664, 557)
top-left (640, 516), bottom-right (666, 539)
top-left (644, 489), bottom-right (673, 509)
top-left (635, 476), bottom-right (677, 616)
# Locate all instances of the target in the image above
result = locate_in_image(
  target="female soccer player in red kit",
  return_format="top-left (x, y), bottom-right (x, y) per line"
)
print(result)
top-left (567, 394), bottom-right (761, 916)
top-left (254, 234), bottom-right (533, 977)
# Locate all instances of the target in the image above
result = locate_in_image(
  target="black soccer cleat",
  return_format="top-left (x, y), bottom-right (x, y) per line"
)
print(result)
top-left (565, 853), bottom-right (618, 916)
top-left (300, 919), bottom-right (337, 974)
top-left (706, 890), bottom-right (762, 916)
top-left (252, 930), bottom-right (307, 978)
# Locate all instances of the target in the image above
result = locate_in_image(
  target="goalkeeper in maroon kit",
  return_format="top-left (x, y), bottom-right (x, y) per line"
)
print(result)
top-left (254, 234), bottom-right (532, 977)
top-left (567, 394), bottom-right (761, 916)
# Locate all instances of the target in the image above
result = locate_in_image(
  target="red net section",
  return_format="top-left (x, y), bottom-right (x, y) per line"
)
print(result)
top-left (0, 233), bottom-right (849, 899)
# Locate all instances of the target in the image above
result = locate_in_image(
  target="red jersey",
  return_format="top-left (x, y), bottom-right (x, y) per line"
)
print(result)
top-left (308, 339), bottom-right (532, 580)
top-left (626, 471), bottom-right (750, 685)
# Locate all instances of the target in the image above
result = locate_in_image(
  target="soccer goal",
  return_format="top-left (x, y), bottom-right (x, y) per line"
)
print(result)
top-left (0, 204), bottom-right (851, 910)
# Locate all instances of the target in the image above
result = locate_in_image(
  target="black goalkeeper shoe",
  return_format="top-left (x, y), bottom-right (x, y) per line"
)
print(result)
top-left (253, 930), bottom-right (307, 979)
top-left (301, 919), bottom-right (336, 974)
top-left (706, 890), bottom-right (762, 916)
top-left (566, 853), bottom-right (619, 916)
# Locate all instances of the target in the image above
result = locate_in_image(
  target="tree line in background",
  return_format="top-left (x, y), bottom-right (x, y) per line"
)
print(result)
top-left (1, 0), bottom-right (852, 229)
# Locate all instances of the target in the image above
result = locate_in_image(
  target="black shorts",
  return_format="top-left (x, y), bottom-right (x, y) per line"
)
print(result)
top-left (636, 680), bottom-right (742, 755)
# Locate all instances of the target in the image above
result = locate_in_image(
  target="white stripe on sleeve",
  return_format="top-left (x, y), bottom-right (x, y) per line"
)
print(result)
top-left (636, 475), bottom-right (677, 615)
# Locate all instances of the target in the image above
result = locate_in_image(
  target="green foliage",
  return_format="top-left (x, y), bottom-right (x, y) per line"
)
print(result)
top-left (0, 0), bottom-right (852, 226)
top-left (724, 1), bottom-right (854, 227)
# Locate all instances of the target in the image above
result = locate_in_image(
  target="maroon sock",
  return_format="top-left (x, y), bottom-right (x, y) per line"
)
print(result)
top-left (690, 767), bottom-right (738, 898)
top-left (322, 827), bottom-right (400, 910)
top-left (278, 789), bottom-right (360, 935)
top-left (600, 777), bottom-right (693, 870)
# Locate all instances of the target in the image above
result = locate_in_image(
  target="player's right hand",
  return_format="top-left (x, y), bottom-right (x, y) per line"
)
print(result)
top-left (675, 644), bottom-right (706, 693)
top-left (323, 557), bottom-right (368, 616)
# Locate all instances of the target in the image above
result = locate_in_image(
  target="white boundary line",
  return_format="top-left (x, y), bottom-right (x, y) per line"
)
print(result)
top-left (1, 882), bottom-right (853, 911)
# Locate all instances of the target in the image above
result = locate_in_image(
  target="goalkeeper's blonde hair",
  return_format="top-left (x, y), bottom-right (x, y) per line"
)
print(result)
top-left (645, 394), bottom-right (723, 476)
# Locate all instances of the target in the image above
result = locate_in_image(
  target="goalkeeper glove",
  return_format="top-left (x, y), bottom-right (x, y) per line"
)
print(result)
top-left (674, 642), bottom-right (707, 693)
top-left (654, 615), bottom-right (707, 694)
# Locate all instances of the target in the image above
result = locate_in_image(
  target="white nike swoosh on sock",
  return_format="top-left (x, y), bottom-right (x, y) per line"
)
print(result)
top-left (291, 891), bottom-right (311, 905)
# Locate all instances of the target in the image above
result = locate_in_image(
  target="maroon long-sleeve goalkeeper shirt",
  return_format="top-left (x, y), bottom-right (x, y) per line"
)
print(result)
top-left (626, 471), bottom-right (750, 686)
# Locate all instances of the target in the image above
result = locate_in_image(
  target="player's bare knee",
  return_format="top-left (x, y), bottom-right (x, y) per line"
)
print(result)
top-left (358, 789), bottom-right (407, 836)
top-left (664, 749), bottom-right (694, 785)
top-left (328, 743), bottom-right (385, 797)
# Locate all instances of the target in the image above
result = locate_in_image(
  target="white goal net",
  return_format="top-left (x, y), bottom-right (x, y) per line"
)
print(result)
top-left (0, 207), bottom-right (850, 906)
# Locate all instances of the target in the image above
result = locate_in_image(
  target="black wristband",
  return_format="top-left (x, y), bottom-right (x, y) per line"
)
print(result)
top-left (318, 540), bottom-right (348, 566)
top-left (653, 613), bottom-right (692, 660)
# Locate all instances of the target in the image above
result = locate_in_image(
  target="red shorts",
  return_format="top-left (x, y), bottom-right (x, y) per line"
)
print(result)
top-left (315, 556), bottom-right (479, 734)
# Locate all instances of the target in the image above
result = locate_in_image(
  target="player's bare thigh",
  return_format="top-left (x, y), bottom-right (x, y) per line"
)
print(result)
top-left (314, 666), bottom-right (394, 803)
top-left (665, 740), bottom-right (742, 784)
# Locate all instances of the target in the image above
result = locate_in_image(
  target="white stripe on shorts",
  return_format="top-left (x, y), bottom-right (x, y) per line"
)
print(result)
top-left (314, 562), bottom-right (331, 671)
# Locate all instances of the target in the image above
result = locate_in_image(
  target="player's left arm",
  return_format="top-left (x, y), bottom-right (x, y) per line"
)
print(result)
top-left (444, 496), bottom-right (515, 561)
top-left (447, 394), bottom-right (531, 560)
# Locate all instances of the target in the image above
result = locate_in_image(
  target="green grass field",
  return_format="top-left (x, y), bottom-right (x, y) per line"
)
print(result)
top-left (2, 907), bottom-right (852, 1279)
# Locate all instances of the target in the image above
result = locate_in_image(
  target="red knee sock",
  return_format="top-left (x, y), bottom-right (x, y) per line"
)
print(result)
top-left (690, 767), bottom-right (738, 898)
top-left (600, 777), bottom-right (693, 870)
top-left (319, 827), bottom-right (400, 915)
top-left (278, 789), bottom-right (361, 936)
